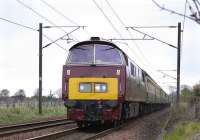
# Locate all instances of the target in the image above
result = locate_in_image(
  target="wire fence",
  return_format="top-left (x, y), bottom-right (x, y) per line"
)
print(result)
top-left (0, 97), bottom-right (63, 109)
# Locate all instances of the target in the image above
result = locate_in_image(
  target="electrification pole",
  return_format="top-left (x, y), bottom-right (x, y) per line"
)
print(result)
top-left (39, 23), bottom-right (42, 114)
top-left (177, 22), bottom-right (181, 105)
top-left (37, 23), bottom-right (85, 114)
top-left (126, 23), bottom-right (182, 106)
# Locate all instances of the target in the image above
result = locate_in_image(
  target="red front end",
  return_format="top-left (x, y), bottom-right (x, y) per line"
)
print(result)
top-left (62, 65), bottom-right (126, 122)
top-left (62, 39), bottom-right (127, 125)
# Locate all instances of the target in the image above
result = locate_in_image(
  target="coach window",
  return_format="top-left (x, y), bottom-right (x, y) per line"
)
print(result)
top-left (142, 71), bottom-right (145, 82)
top-left (138, 69), bottom-right (144, 84)
top-left (130, 63), bottom-right (135, 76)
top-left (134, 66), bottom-right (137, 76)
top-left (124, 55), bottom-right (128, 65)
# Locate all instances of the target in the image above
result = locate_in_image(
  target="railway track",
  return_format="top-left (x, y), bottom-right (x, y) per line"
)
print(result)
top-left (0, 118), bottom-right (75, 137)
top-left (22, 112), bottom-right (161, 140)
top-left (25, 127), bottom-right (79, 140)
top-left (84, 126), bottom-right (121, 140)
top-left (25, 123), bottom-right (125, 140)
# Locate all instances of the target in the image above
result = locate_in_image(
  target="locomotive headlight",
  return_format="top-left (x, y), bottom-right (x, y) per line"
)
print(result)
top-left (95, 83), bottom-right (107, 93)
top-left (79, 83), bottom-right (92, 93)
top-left (116, 69), bottom-right (120, 75)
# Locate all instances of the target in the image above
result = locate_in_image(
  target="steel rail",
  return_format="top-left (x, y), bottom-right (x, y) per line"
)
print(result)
top-left (84, 125), bottom-right (123, 140)
top-left (0, 118), bottom-right (68, 131)
top-left (26, 127), bottom-right (79, 140)
top-left (0, 119), bottom-right (75, 137)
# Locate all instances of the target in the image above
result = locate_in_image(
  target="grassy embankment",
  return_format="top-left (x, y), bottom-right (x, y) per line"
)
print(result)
top-left (0, 106), bottom-right (66, 125)
top-left (162, 102), bottom-right (200, 140)
top-left (163, 121), bottom-right (200, 140)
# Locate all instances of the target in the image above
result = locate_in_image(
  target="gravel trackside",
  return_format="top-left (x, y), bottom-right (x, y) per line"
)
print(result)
top-left (98, 108), bottom-right (170, 140)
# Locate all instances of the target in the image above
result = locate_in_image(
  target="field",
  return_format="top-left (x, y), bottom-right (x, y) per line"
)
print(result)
top-left (0, 106), bottom-right (66, 125)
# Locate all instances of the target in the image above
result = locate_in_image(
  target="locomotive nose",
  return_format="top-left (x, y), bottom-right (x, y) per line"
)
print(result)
top-left (68, 77), bottom-right (118, 100)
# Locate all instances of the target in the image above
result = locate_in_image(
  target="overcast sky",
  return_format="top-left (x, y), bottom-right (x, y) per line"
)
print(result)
top-left (0, 0), bottom-right (200, 96)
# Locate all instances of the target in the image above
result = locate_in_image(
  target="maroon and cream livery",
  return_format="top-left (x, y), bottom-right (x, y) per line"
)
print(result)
top-left (62, 37), bottom-right (169, 127)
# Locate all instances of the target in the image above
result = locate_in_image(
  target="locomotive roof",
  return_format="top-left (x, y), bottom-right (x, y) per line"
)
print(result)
top-left (69, 40), bottom-right (126, 55)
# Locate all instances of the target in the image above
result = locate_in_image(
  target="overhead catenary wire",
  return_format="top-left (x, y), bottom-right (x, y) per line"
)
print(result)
top-left (104, 0), bottom-right (156, 71)
top-left (104, 0), bottom-right (166, 83)
top-left (16, 0), bottom-right (65, 33)
top-left (93, 0), bottom-right (153, 75)
top-left (95, 0), bottom-right (170, 91)
top-left (42, 34), bottom-right (69, 51)
top-left (196, 0), bottom-right (200, 6)
top-left (181, 0), bottom-right (188, 58)
top-left (188, 1), bottom-right (196, 15)
top-left (126, 28), bottom-right (172, 89)
top-left (92, 0), bottom-right (123, 38)
top-left (104, 0), bottom-right (126, 26)
top-left (39, 0), bottom-right (91, 37)
top-left (192, 0), bottom-right (200, 14)
top-left (0, 17), bottom-right (37, 31)
top-left (104, 0), bottom-right (158, 68)
top-left (126, 26), bottom-right (177, 28)
top-left (0, 16), bottom-right (68, 51)
top-left (127, 27), bottom-right (177, 49)
top-left (16, 0), bottom-right (79, 41)
top-left (102, 1), bottom-right (144, 58)
top-left (182, 0), bottom-right (188, 37)
top-left (43, 27), bottom-right (80, 49)
top-left (104, 0), bottom-right (176, 91)
top-left (40, 0), bottom-right (78, 26)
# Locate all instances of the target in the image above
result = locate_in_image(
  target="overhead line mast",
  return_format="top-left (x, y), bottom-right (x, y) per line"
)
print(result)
top-left (38, 24), bottom-right (84, 114)
top-left (127, 23), bottom-right (182, 105)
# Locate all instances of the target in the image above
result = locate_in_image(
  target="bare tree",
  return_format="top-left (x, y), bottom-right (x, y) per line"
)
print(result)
top-left (0, 89), bottom-right (10, 98)
top-left (0, 89), bottom-right (10, 107)
top-left (32, 88), bottom-right (39, 99)
top-left (13, 89), bottom-right (26, 102)
top-left (193, 81), bottom-right (200, 96)
top-left (54, 88), bottom-right (62, 99)
top-left (152, 0), bottom-right (200, 24)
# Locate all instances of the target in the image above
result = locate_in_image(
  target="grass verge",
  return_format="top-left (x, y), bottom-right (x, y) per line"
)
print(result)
top-left (163, 121), bottom-right (200, 140)
top-left (0, 106), bottom-right (66, 125)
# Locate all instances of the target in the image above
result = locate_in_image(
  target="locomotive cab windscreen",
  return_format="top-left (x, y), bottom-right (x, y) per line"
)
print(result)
top-left (66, 43), bottom-right (125, 65)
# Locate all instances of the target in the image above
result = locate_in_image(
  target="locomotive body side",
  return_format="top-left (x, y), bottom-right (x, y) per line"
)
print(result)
top-left (125, 58), bottom-right (147, 102)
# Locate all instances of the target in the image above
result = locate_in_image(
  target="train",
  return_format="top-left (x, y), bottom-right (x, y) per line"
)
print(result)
top-left (62, 37), bottom-right (170, 127)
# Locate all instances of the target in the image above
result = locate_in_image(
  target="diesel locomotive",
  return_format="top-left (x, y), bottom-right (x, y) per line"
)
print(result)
top-left (62, 37), bottom-right (170, 127)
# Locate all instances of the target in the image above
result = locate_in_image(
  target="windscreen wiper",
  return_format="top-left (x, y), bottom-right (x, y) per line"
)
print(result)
top-left (104, 47), bottom-right (115, 51)
top-left (74, 47), bottom-right (87, 50)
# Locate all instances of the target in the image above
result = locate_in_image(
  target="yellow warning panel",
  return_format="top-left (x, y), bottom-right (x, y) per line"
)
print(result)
top-left (68, 78), bottom-right (118, 100)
